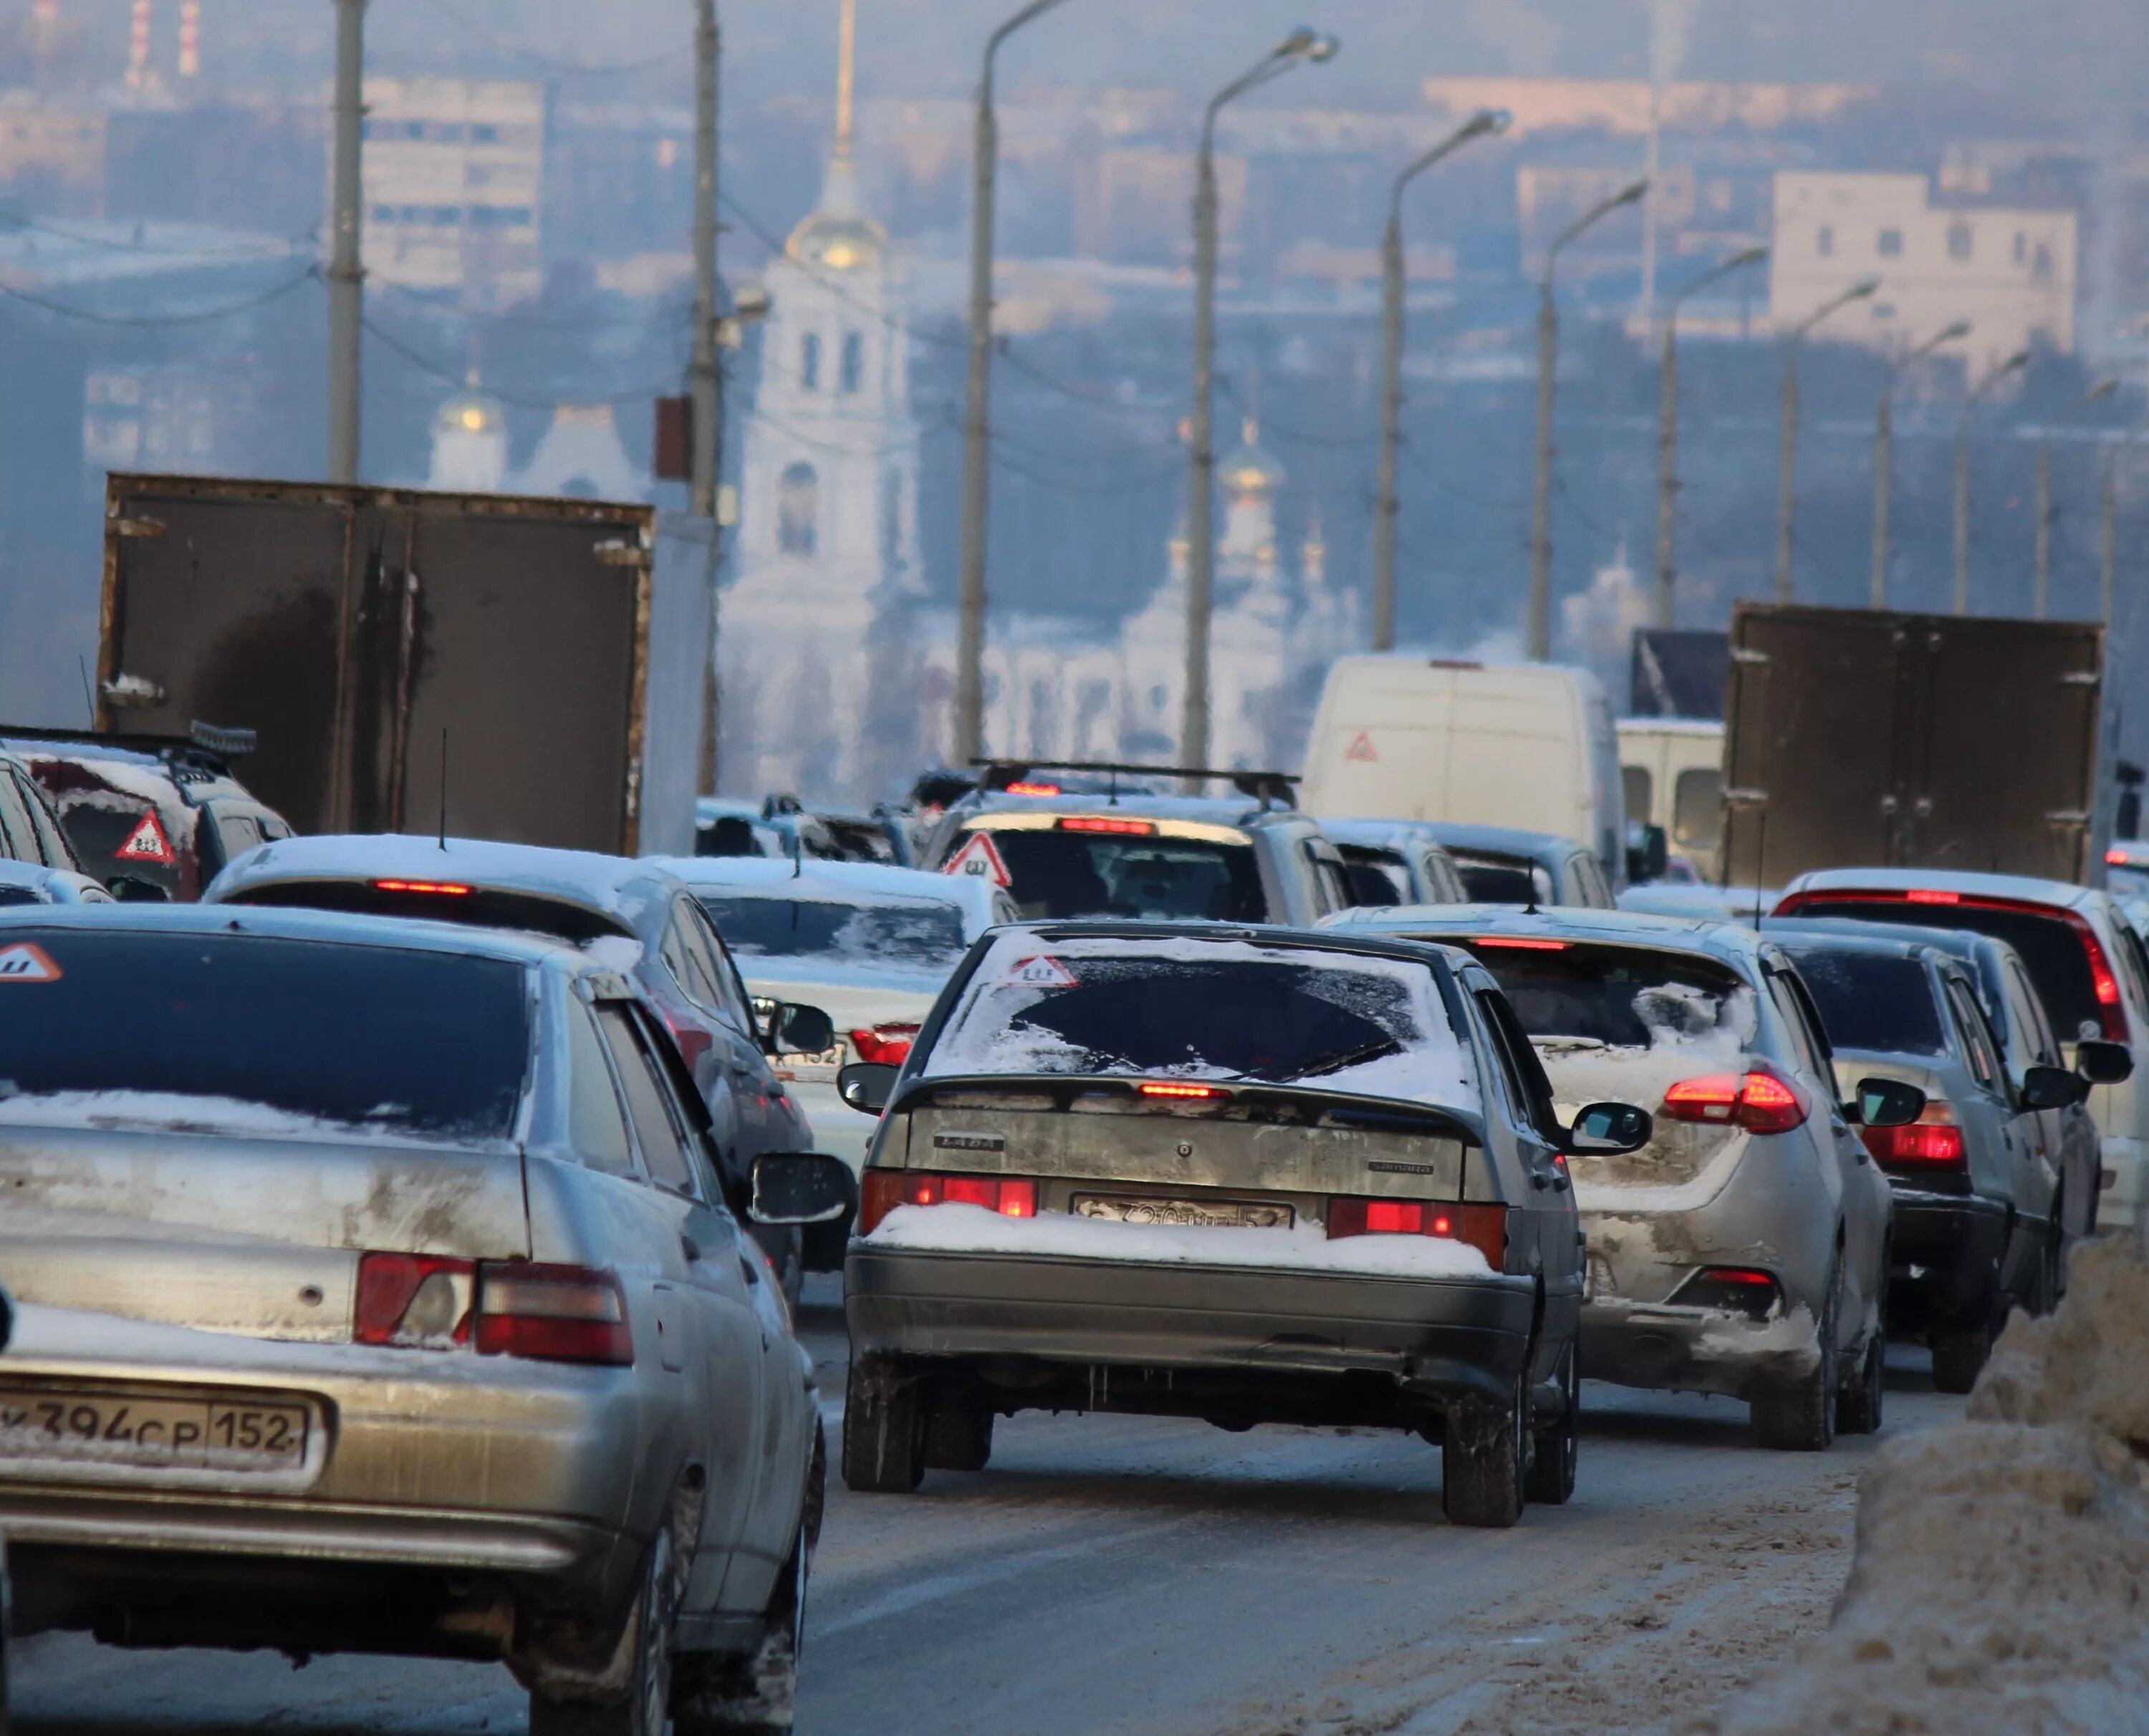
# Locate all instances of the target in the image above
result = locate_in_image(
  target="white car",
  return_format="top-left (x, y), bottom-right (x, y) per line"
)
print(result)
top-left (650, 858), bottom-right (1016, 1175)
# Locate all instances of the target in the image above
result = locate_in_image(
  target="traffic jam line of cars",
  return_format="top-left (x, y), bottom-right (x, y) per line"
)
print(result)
top-left (0, 741), bottom-right (2138, 1729)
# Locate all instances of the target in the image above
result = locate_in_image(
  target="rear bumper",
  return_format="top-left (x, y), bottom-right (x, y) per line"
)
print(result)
top-left (1578, 1298), bottom-right (1821, 1402)
top-left (1887, 1188), bottom-right (2009, 1326)
top-left (845, 1244), bottom-right (1540, 1409)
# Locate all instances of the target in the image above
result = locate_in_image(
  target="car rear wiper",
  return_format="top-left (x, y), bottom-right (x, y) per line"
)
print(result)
top-left (1235, 1036), bottom-right (1405, 1086)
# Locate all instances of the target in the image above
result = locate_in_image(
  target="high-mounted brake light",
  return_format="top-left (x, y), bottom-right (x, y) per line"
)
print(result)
top-left (1005, 781), bottom-right (1062, 797)
top-left (355, 1254), bottom-right (631, 1365)
top-left (372, 879), bottom-right (472, 896)
top-left (859, 1170), bottom-right (1037, 1234)
top-left (1473, 936), bottom-right (1570, 951)
top-left (1058, 816), bottom-right (1157, 836)
top-left (2108, 849), bottom-right (2133, 867)
top-left (1660, 1070), bottom-right (1808, 1135)
top-left (1327, 1196), bottom-right (1507, 1268)
top-left (1906, 889), bottom-right (1959, 905)
top-left (850, 1022), bottom-right (921, 1066)
top-left (1138, 1081), bottom-right (1223, 1099)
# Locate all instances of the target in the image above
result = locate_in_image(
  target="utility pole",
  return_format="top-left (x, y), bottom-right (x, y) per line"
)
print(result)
top-left (954, 0), bottom-right (1071, 769)
top-left (2102, 448), bottom-right (2119, 628)
top-left (1182, 28), bottom-right (1337, 771)
top-left (1527, 178), bottom-right (1645, 661)
top-left (1774, 275), bottom-right (1878, 604)
top-left (691, 0), bottom-right (723, 794)
top-left (2036, 377), bottom-right (2117, 620)
top-left (327, 0), bottom-right (365, 486)
top-left (1655, 246), bottom-right (1765, 629)
top-left (1871, 320), bottom-right (1969, 609)
top-left (1953, 348), bottom-right (2029, 616)
top-left (1370, 108), bottom-right (1506, 652)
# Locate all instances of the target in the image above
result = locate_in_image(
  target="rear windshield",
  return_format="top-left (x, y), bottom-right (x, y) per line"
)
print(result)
top-left (921, 932), bottom-right (1476, 1107)
top-left (970, 827), bottom-right (1266, 923)
top-left (1337, 845), bottom-right (1408, 907)
top-left (1451, 852), bottom-right (1552, 907)
top-left (0, 929), bottom-right (529, 1142)
top-left (700, 894), bottom-right (967, 973)
top-left (54, 796), bottom-right (188, 899)
top-left (229, 879), bottom-right (633, 946)
top-left (1462, 941), bottom-right (1755, 1053)
top-left (1780, 947), bottom-right (1946, 1056)
top-left (1800, 900), bottom-right (2099, 1042)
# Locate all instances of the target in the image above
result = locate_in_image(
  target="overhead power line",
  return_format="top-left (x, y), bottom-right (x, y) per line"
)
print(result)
top-left (414, 0), bottom-right (676, 75)
top-left (0, 266), bottom-right (319, 327)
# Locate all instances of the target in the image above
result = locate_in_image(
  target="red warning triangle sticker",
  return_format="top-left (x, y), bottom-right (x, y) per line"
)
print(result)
top-left (1004, 953), bottom-right (1077, 989)
top-left (1345, 730), bottom-right (1378, 763)
top-left (115, 811), bottom-right (176, 865)
top-left (943, 830), bottom-right (1012, 887)
top-left (0, 942), bottom-right (62, 983)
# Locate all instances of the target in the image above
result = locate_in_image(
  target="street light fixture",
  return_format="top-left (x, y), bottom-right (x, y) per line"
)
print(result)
top-left (1526, 177), bottom-right (1645, 661)
top-left (1871, 319), bottom-right (1971, 609)
top-left (2036, 376), bottom-right (2119, 619)
top-left (1369, 107), bottom-right (1508, 652)
top-left (1653, 245), bottom-right (1766, 629)
top-left (1774, 274), bottom-right (1879, 603)
top-left (952, 0), bottom-right (1075, 768)
top-left (1952, 347), bottom-right (2029, 617)
top-left (1181, 26), bottom-right (1340, 770)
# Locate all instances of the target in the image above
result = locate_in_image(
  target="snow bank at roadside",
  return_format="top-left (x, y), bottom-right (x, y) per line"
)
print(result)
top-left (1695, 1234), bottom-right (2149, 1735)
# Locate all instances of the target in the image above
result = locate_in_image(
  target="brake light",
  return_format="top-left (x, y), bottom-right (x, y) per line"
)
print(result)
top-left (859, 1170), bottom-right (1037, 1234)
top-left (1906, 889), bottom-right (1959, 905)
top-left (1327, 1197), bottom-right (1507, 1268)
top-left (476, 1263), bottom-right (633, 1365)
top-left (1058, 816), bottom-right (1157, 836)
top-left (2109, 849), bottom-right (2132, 867)
top-left (1660, 1070), bottom-right (1809, 1134)
top-left (1473, 936), bottom-right (1569, 950)
top-left (372, 879), bottom-right (472, 896)
top-left (850, 1022), bottom-right (920, 1065)
top-left (355, 1253), bottom-right (474, 1347)
top-left (1139, 1080), bottom-right (1223, 1100)
top-left (1004, 781), bottom-right (1061, 796)
top-left (1668, 1265), bottom-right (1782, 1319)
top-left (1862, 1101), bottom-right (1967, 1170)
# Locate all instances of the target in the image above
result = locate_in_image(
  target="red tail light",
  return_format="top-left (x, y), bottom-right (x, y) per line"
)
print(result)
top-left (355, 1253), bottom-right (474, 1347)
top-left (1004, 781), bottom-right (1061, 796)
top-left (1327, 1197), bottom-right (1508, 1269)
top-left (1139, 1080), bottom-right (1223, 1100)
top-left (1862, 1110), bottom-right (1967, 1170)
top-left (849, 1022), bottom-right (921, 1066)
top-left (860, 1170), bottom-right (1037, 1234)
top-left (1058, 816), bottom-right (1157, 836)
top-left (355, 1253), bottom-right (631, 1365)
top-left (1660, 1070), bottom-right (1809, 1134)
top-left (372, 879), bottom-right (471, 896)
top-left (1473, 936), bottom-right (1569, 950)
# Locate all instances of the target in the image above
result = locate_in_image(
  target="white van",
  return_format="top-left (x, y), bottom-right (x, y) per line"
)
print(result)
top-left (1617, 718), bottom-right (1725, 882)
top-left (1302, 658), bottom-right (1625, 878)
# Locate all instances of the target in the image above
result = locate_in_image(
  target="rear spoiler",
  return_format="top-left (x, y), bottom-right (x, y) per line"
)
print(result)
top-left (973, 758), bottom-right (1299, 809)
top-left (887, 1073), bottom-right (1480, 1144)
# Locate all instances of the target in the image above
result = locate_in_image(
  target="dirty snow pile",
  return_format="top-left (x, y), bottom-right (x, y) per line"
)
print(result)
top-left (1698, 1234), bottom-right (2149, 1735)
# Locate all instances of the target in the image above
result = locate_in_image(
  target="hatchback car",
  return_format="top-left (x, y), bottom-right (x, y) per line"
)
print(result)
top-left (0, 903), bottom-right (848, 1735)
top-left (203, 836), bottom-right (834, 1303)
top-left (1774, 870), bottom-right (2147, 1230)
top-left (1322, 819), bottom-right (1471, 908)
top-left (835, 921), bottom-right (1656, 1528)
top-left (1423, 823), bottom-right (1620, 910)
top-left (1325, 905), bottom-right (1915, 1449)
top-left (1764, 928), bottom-right (2097, 1392)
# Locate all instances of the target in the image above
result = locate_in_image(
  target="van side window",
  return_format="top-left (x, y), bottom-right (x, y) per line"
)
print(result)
top-left (1574, 854), bottom-right (1613, 909)
top-left (1302, 842), bottom-right (1352, 915)
top-left (567, 1003), bottom-right (636, 1177)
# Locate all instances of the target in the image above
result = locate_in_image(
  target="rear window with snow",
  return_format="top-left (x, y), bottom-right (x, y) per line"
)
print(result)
top-left (700, 894), bottom-right (968, 973)
top-left (0, 929), bottom-right (529, 1142)
top-left (1451, 852), bottom-right (1552, 907)
top-left (1777, 947), bottom-right (1946, 1056)
top-left (1461, 941), bottom-right (1754, 1053)
top-left (920, 933), bottom-right (1477, 1106)
top-left (971, 827), bottom-right (1268, 924)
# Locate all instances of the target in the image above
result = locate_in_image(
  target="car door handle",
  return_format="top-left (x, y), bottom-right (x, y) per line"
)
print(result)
top-left (681, 1232), bottom-right (703, 1263)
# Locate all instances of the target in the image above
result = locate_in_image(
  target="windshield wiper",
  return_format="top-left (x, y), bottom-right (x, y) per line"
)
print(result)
top-left (1235, 1036), bottom-right (1405, 1086)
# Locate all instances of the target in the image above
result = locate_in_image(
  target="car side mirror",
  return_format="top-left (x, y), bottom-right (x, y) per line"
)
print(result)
top-left (749, 1152), bottom-right (859, 1226)
top-left (766, 1002), bottom-right (835, 1057)
top-left (1625, 824), bottom-right (1669, 886)
top-left (837, 1061), bottom-right (900, 1115)
top-left (0, 1279), bottom-right (11, 1353)
top-left (2075, 1038), bottom-right (2134, 1085)
top-left (107, 874), bottom-right (170, 902)
top-left (1850, 1076), bottom-right (1926, 1129)
top-left (1565, 1101), bottom-right (1652, 1156)
top-left (2019, 1064), bottom-right (2091, 1111)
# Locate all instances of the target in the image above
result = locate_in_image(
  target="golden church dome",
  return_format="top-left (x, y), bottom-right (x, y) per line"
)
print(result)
top-left (1219, 418), bottom-right (1285, 499)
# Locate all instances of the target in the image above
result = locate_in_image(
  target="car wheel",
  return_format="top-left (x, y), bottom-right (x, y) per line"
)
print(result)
top-left (1522, 1343), bottom-right (1578, 1505)
top-left (924, 1402), bottom-right (994, 1472)
top-left (1443, 1369), bottom-right (1527, 1528)
top-left (1930, 1321), bottom-right (1993, 1395)
top-left (1751, 1258), bottom-right (1840, 1452)
top-left (842, 1355), bottom-right (925, 1493)
top-left (530, 1515), bottom-right (677, 1736)
top-left (1838, 1243), bottom-right (1888, 1437)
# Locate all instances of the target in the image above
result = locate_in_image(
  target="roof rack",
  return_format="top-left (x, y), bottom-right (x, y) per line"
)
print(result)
top-left (971, 758), bottom-right (1299, 810)
top-left (0, 722), bottom-right (254, 775)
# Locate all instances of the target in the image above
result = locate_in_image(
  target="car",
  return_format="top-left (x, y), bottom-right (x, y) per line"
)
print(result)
top-left (1761, 925), bottom-right (2099, 1392)
top-left (1324, 904), bottom-right (1913, 1450)
top-left (694, 798), bottom-right (786, 860)
top-left (1618, 716), bottom-right (1724, 884)
top-left (1321, 819), bottom-right (1471, 908)
top-left (0, 750), bottom-right (92, 887)
top-left (1423, 823), bottom-right (1620, 910)
top-left (1618, 881), bottom-right (1775, 924)
top-left (2102, 839), bottom-right (2149, 902)
top-left (0, 902), bottom-right (850, 1735)
top-left (0, 861), bottom-right (112, 906)
top-left (834, 920), bottom-right (1658, 1528)
top-left (201, 835), bottom-right (835, 1306)
top-left (650, 856), bottom-right (1016, 1185)
top-left (1774, 869), bottom-right (2148, 1231)
top-left (920, 764), bottom-right (1352, 927)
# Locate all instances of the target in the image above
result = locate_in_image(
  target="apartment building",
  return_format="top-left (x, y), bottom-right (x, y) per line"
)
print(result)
top-left (361, 78), bottom-right (544, 309)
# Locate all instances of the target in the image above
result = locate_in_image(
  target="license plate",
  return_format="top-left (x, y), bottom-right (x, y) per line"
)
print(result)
top-left (0, 1383), bottom-right (310, 1474)
top-left (1072, 1195), bottom-right (1293, 1230)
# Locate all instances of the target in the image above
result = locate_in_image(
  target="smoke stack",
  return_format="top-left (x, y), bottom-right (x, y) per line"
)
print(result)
top-left (127, 0), bottom-right (152, 88)
top-left (178, 0), bottom-right (199, 77)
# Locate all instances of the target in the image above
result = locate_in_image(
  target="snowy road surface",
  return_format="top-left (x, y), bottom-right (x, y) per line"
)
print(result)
top-left (12, 1276), bottom-right (1965, 1735)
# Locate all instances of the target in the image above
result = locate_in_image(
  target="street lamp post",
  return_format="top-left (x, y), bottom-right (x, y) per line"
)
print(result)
top-left (1871, 320), bottom-right (1971, 609)
top-left (1951, 347), bottom-right (2029, 617)
top-left (1182, 26), bottom-right (1338, 771)
top-left (2035, 377), bottom-right (2118, 619)
top-left (1527, 178), bottom-right (1646, 661)
top-left (1774, 274), bottom-right (1879, 603)
top-left (952, 0), bottom-right (1073, 768)
top-left (1369, 107), bottom-right (1506, 652)
top-left (1654, 246), bottom-right (1766, 629)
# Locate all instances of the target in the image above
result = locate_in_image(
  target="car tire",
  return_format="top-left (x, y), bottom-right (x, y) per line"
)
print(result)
top-left (1838, 1331), bottom-right (1886, 1435)
top-left (842, 1356), bottom-right (925, 1493)
top-left (924, 1402), bottom-right (994, 1472)
top-left (529, 1514), bottom-right (678, 1736)
top-left (1751, 1258), bottom-right (1839, 1452)
top-left (1443, 1370), bottom-right (1527, 1529)
top-left (1522, 1344), bottom-right (1578, 1505)
top-left (1929, 1323), bottom-right (1992, 1395)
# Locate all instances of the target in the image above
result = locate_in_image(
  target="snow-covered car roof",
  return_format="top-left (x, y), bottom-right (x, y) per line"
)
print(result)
top-left (0, 861), bottom-right (113, 905)
top-left (203, 834), bottom-right (686, 932)
top-left (648, 855), bottom-right (1004, 937)
top-left (1324, 902), bottom-right (1767, 974)
top-left (1617, 882), bottom-right (1776, 924)
top-left (1778, 866), bottom-right (2105, 914)
top-left (1418, 822), bottom-right (1590, 864)
top-left (1320, 819), bottom-right (1458, 854)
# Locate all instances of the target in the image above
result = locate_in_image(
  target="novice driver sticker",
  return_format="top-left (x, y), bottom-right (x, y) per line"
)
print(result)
top-left (115, 811), bottom-right (176, 866)
top-left (943, 831), bottom-right (1012, 887)
top-left (0, 943), bottom-right (62, 983)
top-left (1004, 953), bottom-right (1077, 989)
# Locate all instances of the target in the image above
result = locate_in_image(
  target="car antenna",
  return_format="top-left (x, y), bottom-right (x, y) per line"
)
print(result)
top-left (438, 728), bottom-right (448, 851)
top-left (77, 655), bottom-right (95, 725)
top-left (791, 826), bottom-right (803, 879)
top-left (1109, 765), bottom-right (1119, 808)
top-left (1751, 811), bottom-right (1766, 926)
